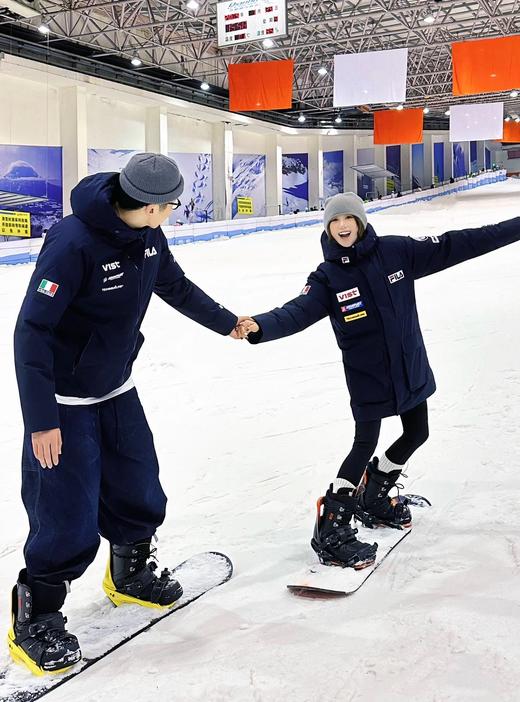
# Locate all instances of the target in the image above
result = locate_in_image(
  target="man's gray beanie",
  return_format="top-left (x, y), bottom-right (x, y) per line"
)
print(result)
top-left (323, 192), bottom-right (368, 235)
top-left (119, 153), bottom-right (184, 204)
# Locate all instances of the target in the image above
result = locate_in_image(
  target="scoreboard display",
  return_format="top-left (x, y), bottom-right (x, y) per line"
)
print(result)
top-left (217, 0), bottom-right (288, 47)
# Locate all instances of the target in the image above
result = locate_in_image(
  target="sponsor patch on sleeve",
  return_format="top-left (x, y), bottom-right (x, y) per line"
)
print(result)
top-left (411, 234), bottom-right (440, 243)
top-left (37, 279), bottom-right (59, 297)
top-left (301, 285), bottom-right (311, 295)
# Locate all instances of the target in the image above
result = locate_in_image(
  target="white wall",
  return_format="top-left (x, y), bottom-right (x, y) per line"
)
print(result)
top-left (0, 74), bottom-right (60, 145)
top-left (232, 127), bottom-right (268, 154)
top-left (87, 94), bottom-right (146, 149)
top-left (168, 114), bottom-right (213, 153)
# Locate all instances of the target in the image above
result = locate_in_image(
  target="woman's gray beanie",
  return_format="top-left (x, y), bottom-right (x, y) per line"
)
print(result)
top-left (323, 192), bottom-right (368, 236)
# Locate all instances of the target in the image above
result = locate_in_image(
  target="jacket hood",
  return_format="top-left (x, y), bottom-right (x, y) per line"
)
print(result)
top-left (321, 223), bottom-right (378, 263)
top-left (70, 172), bottom-right (149, 245)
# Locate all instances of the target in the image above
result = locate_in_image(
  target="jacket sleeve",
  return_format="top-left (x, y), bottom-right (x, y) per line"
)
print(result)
top-left (247, 270), bottom-right (330, 344)
top-left (14, 234), bottom-right (87, 433)
top-left (407, 217), bottom-right (520, 280)
top-left (153, 233), bottom-right (237, 335)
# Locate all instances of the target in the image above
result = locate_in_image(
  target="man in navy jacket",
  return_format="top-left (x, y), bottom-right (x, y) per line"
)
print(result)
top-left (240, 192), bottom-right (520, 571)
top-left (9, 153), bottom-right (243, 675)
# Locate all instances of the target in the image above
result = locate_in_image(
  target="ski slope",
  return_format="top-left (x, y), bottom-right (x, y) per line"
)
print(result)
top-left (1, 179), bottom-right (519, 702)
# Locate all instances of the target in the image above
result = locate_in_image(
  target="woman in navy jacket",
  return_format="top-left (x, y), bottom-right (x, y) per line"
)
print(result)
top-left (242, 192), bottom-right (520, 570)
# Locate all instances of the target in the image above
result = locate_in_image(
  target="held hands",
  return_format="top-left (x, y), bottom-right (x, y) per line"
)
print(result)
top-left (31, 428), bottom-right (62, 469)
top-left (229, 316), bottom-right (260, 339)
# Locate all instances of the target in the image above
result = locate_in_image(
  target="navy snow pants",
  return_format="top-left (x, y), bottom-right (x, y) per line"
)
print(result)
top-left (21, 388), bottom-right (167, 585)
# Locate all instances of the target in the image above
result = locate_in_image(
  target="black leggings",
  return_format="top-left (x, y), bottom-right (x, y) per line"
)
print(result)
top-left (337, 401), bottom-right (429, 486)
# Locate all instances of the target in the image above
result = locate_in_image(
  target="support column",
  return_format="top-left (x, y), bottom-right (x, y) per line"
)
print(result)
top-left (145, 106), bottom-right (168, 154)
top-left (444, 138), bottom-right (453, 179)
top-left (307, 135), bottom-right (323, 209)
top-left (59, 86), bottom-right (88, 217)
top-left (476, 141), bottom-right (486, 170)
top-left (423, 133), bottom-right (434, 187)
top-left (343, 133), bottom-right (357, 194)
top-left (373, 144), bottom-right (386, 197)
top-left (265, 133), bottom-right (283, 216)
top-left (212, 122), bottom-right (233, 221)
top-left (400, 144), bottom-right (412, 192)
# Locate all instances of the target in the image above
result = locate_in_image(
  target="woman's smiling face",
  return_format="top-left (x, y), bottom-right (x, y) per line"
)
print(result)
top-left (328, 214), bottom-right (359, 247)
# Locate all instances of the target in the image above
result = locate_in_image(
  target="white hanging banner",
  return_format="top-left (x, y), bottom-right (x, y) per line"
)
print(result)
top-left (449, 102), bottom-right (504, 142)
top-left (333, 48), bottom-right (408, 107)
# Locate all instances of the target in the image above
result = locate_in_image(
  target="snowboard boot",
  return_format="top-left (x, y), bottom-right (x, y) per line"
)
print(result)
top-left (103, 538), bottom-right (183, 609)
top-left (311, 488), bottom-right (378, 569)
top-left (356, 457), bottom-right (412, 530)
top-left (7, 571), bottom-right (81, 676)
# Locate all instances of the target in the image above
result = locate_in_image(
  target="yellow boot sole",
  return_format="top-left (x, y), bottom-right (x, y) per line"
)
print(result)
top-left (7, 627), bottom-right (77, 677)
top-left (102, 558), bottom-right (177, 610)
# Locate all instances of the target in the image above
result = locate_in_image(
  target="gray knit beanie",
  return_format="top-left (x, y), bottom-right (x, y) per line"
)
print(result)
top-left (119, 153), bottom-right (184, 204)
top-left (324, 192), bottom-right (368, 237)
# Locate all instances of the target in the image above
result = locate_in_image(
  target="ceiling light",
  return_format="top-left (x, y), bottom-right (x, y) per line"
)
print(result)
top-left (186, 0), bottom-right (199, 8)
top-left (445, 109), bottom-right (450, 116)
top-left (515, 117), bottom-right (520, 123)
top-left (200, 81), bottom-right (210, 91)
top-left (423, 13), bottom-right (435, 24)
top-left (131, 56), bottom-right (142, 67)
top-left (335, 115), bottom-right (342, 123)
top-left (505, 116), bottom-right (511, 122)
top-left (510, 90), bottom-right (519, 98)
top-left (396, 104), bottom-right (404, 111)
top-left (317, 67), bottom-right (328, 76)
top-left (423, 107), bottom-right (430, 114)
top-left (297, 114), bottom-right (306, 123)
top-left (38, 23), bottom-right (50, 34)
top-left (262, 38), bottom-right (275, 49)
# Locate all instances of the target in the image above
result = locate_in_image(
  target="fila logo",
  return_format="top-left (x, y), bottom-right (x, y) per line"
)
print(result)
top-left (388, 270), bottom-right (404, 284)
top-left (341, 256), bottom-right (350, 264)
top-left (102, 261), bottom-right (120, 272)
top-left (336, 287), bottom-right (360, 302)
top-left (145, 246), bottom-right (158, 258)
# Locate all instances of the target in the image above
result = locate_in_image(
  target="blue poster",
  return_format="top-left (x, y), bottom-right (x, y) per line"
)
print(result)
top-left (433, 142), bottom-right (444, 183)
top-left (323, 150), bottom-right (344, 199)
top-left (412, 143), bottom-right (425, 189)
top-left (88, 148), bottom-right (137, 175)
top-left (385, 145), bottom-right (401, 194)
top-left (453, 143), bottom-right (466, 178)
top-left (0, 144), bottom-right (63, 240)
top-left (485, 147), bottom-right (491, 169)
top-left (470, 141), bottom-right (478, 173)
top-left (282, 153), bottom-right (308, 213)
top-left (232, 154), bottom-right (266, 218)
top-left (169, 153), bottom-right (213, 223)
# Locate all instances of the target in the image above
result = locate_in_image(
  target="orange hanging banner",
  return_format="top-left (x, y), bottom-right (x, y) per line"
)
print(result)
top-left (228, 59), bottom-right (294, 112)
top-left (452, 36), bottom-right (520, 95)
top-left (502, 121), bottom-right (520, 143)
top-left (373, 108), bottom-right (423, 145)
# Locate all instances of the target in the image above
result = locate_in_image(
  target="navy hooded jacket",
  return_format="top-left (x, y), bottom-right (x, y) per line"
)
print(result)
top-left (14, 173), bottom-right (238, 433)
top-left (248, 218), bottom-right (520, 422)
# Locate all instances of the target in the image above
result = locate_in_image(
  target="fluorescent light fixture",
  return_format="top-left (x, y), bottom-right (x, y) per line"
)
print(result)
top-left (200, 81), bottom-right (210, 91)
top-left (423, 14), bottom-right (435, 24)
top-left (297, 114), bottom-right (306, 123)
top-left (396, 104), bottom-right (404, 111)
top-left (335, 115), bottom-right (342, 123)
top-left (510, 90), bottom-right (519, 98)
top-left (38, 23), bottom-right (50, 34)
top-left (423, 107), bottom-right (430, 114)
top-left (445, 109), bottom-right (450, 116)
top-left (317, 67), bottom-right (328, 76)
top-left (186, 0), bottom-right (199, 8)
top-left (262, 38), bottom-right (275, 49)
top-left (131, 56), bottom-right (142, 67)
top-left (505, 116), bottom-right (511, 122)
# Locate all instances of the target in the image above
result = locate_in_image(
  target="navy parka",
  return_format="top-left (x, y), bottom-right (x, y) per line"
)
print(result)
top-left (14, 173), bottom-right (238, 434)
top-left (248, 218), bottom-right (520, 422)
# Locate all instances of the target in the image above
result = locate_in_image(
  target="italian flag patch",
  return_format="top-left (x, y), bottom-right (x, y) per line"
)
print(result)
top-left (37, 279), bottom-right (59, 297)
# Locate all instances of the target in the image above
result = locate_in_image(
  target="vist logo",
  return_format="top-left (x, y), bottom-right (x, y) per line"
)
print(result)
top-left (388, 270), bottom-right (404, 284)
top-left (145, 246), bottom-right (158, 258)
top-left (344, 310), bottom-right (367, 323)
top-left (102, 261), bottom-right (121, 272)
top-left (300, 285), bottom-right (311, 295)
top-left (336, 287), bottom-right (360, 302)
top-left (341, 301), bottom-right (364, 313)
top-left (37, 279), bottom-right (59, 297)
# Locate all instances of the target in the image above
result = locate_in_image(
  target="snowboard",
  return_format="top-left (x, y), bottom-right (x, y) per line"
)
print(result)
top-left (287, 494), bottom-right (430, 599)
top-left (0, 551), bottom-right (233, 702)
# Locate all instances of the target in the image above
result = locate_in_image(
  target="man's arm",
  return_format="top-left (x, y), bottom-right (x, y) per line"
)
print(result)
top-left (153, 234), bottom-right (238, 335)
top-left (406, 217), bottom-right (520, 280)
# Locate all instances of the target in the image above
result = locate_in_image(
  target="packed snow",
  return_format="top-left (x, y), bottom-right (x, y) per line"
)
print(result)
top-left (1, 179), bottom-right (519, 702)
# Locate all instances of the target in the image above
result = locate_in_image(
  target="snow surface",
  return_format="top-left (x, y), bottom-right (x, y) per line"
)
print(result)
top-left (0, 179), bottom-right (519, 702)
